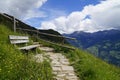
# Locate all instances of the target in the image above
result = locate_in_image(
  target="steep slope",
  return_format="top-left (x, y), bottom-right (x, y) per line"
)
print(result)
top-left (39, 29), bottom-right (68, 44)
top-left (36, 46), bottom-right (78, 80)
top-left (63, 30), bottom-right (120, 66)
top-left (0, 13), bottom-right (67, 44)
top-left (41, 41), bottom-right (120, 80)
top-left (0, 24), bottom-right (53, 79)
top-left (66, 49), bottom-right (120, 80)
top-left (0, 13), bottom-right (120, 80)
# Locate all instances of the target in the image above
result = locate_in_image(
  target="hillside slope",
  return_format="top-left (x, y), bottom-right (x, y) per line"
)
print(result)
top-left (0, 24), bottom-right (53, 79)
top-left (0, 13), bottom-right (67, 44)
top-left (0, 13), bottom-right (120, 80)
top-left (43, 41), bottom-right (120, 80)
top-left (64, 30), bottom-right (120, 66)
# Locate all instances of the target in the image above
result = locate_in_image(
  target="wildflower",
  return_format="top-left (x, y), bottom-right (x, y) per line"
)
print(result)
top-left (8, 70), bottom-right (10, 73)
top-left (0, 68), bottom-right (2, 72)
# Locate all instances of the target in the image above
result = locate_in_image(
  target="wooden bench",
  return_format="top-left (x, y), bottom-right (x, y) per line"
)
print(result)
top-left (9, 35), bottom-right (40, 51)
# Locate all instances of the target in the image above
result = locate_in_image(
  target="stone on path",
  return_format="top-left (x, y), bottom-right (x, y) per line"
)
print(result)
top-left (61, 65), bottom-right (74, 71)
top-left (39, 47), bottom-right (54, 52)
top-left (34, 46), bottom-right (79, 80)
top-left (34, 54), bottom-right (44, 62)
top-left (46, 52), bottom-right (78, 80)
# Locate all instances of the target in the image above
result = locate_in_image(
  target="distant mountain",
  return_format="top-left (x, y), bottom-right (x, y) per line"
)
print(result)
top-left (63, 30), bottom-right (120, 66)
top-left (39, 29), bottom-right (68, 44)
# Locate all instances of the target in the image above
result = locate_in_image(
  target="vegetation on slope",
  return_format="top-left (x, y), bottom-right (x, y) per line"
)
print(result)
top-left (0, 13), bottom-right (67, 44)
top-left (0, 24), bottom-right (53, 80)
top-left (66, 49), bottom-right (120, 80)
top-left (39, 39), bottom-right (120, 80)
top-left (0, 13), bottom-right (120, 80)
top-left (64, 30), bottom-right (120, 66)
top-left (87, 40), bottom-right (120, 66)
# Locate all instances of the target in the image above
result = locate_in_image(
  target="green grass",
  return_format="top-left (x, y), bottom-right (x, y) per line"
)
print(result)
top-left (65, 49), bottom-right (120, 80)
top-left (39, 39), bottom-right (120, 80)
top-left (0, 24), bottom-right (53, 80)
top-left (0, 24), bottom-right (120, 80)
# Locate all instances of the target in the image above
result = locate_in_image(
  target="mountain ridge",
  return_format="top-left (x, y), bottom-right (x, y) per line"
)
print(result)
top-left (0, 13), bottom-right (67, 44)
top-left (63, 29), bottom-right (120, 66)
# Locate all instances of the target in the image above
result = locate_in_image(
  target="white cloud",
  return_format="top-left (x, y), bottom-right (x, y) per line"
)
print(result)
top-left (0, 0), bottom-right (47, 19)
top-left (23, 10), bottom-right (47, 20)
top-left (40, 0), bottom-right (120, 34)
top-left (41, 21), bottom-right (57, 30)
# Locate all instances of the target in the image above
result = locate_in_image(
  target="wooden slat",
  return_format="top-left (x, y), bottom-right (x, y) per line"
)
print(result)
top-left (19, 45), bottom-right (40, 50)
top-left (9, 35), bottom-right (29, 40)
top-left (16, 28), bottom-right (76, 40)
top-left (0, 13), bottom-right (13, 20)
top-left (10, 40), bottom-right (29, 44)
top-left (40, 39), bottom-right (75, 50)
top-left (0, 13), bottom-right (18, 22)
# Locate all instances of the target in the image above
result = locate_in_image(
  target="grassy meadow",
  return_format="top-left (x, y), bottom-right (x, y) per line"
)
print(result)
top-left (0, 24), bottom-right (53, 80)
top-left (0, 24), bottom-right (120, 80)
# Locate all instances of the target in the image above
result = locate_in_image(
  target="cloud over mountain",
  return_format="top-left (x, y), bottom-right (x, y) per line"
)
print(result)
top-left (0, 0), bottom-right (47, 19)
top-left (40, 0), bottom-right (120, 34)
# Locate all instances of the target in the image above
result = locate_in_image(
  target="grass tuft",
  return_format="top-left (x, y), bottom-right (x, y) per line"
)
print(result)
top-left (39, 39), bottom-right (120, 80)
top-left (0, 24), bottom-right (53, 80)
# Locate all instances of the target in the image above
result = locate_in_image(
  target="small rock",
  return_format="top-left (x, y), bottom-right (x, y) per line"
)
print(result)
top-left (57, 73), bottom-right (66, 78)
top-left (52, 67), bottom-right (61, 71)
top-left (68, 73), bottom-right (75, 76)
top-left (39, 47), bottom-right (54, 52)
top-left (61, 66), bottom-right (74, 71)
top-left (66, 75), bottom-right (78, 80)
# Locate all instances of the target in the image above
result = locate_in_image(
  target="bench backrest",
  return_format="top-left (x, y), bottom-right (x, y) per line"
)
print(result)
top-left (9, 35), bottom-right (29, 44)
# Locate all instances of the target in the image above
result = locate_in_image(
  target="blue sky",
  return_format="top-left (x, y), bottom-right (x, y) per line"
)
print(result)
top-left (0, 0), bottom-right (120, 34)
top-left (42, 0), bottom-right (100, 13)
top-left (25, 0), bottom-right (101, 28)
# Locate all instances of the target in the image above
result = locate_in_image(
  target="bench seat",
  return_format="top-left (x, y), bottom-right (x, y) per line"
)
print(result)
top-left (9, 35), bottom-right (40, 51)
top-left (18, 44), bottom-right (40, 50)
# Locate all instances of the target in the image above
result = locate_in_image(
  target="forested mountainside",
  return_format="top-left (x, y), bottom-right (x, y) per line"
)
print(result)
top-left (64, 30), bottom-right (120, 66)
